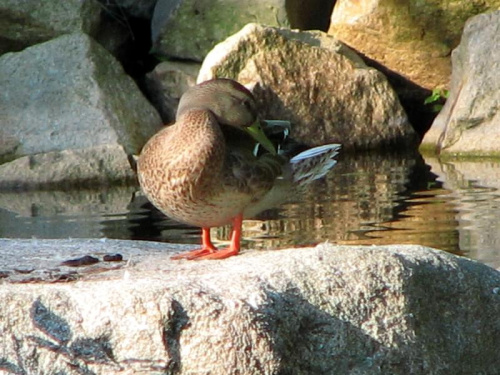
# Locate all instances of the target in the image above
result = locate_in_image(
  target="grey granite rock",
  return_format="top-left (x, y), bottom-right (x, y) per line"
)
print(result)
top-left (198, 24), bottom-right (416, 151)
top-left (421, 11), bottom-right (500, 156)
top-left (144, 60), bottom-right (200, 123)
top-left (0, 0), bottom-right (102, 54)
top-left (1, 240), bottom-right (499, 374)
top-left (0, 33), bottom-right (162, 187)
top-left (0, 145), bottom-right (136, 189)
top-left (151, 0), bottom-right (291, 61)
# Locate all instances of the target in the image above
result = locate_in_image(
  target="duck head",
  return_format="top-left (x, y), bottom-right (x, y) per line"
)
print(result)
top-left (177, 79), bottom-right (276, 154)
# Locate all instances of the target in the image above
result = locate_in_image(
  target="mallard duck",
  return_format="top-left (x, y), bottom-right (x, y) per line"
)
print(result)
top-left (137, 78), bottom-right (340, 260)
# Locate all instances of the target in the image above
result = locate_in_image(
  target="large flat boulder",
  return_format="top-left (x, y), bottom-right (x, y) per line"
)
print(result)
top-left (421, 11), bottom-right (500, 156)
top-left (198, 24), bottom-right (417, 151)
top-left (1, 239), bottom-right (499, 374)
top-left (0, 33), bottom-right (162, 187)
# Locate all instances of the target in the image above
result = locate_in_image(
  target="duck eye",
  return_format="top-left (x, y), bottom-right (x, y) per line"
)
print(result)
top-left (242, 99), bottom-right (255, 112)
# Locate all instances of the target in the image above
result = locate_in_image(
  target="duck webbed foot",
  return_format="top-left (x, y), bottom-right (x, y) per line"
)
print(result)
top-left (170, 242), bottom-right (239, 261)
top-left (171, 215), bottom-right (243, 260)
top-left (170, 246), bottom-right (217, 260)
top-left (189, 245), bottom-right (239, 260)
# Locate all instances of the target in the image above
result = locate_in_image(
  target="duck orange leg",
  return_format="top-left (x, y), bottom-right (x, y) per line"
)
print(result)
top-left (198, 213), bottom-right (242, 260)
top-left (170, 227), bottom-right (218, 260)
top-left (170, 214), bottom-right (243, 260)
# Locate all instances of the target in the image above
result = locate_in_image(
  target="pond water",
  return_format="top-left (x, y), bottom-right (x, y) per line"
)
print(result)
top-left (1, 152), bottom-right (499, 269)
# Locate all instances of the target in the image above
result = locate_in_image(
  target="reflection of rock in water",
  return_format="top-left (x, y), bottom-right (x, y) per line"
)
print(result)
top-left (0, 186), bottom-right (137, 239)
top-left (212, 152), bottom-right (460, 253)
top-left (209, 154), bottom-right (458, 252)
top-left (126, 193), bottom-right (200, 245)
top-left (340, 187), bottom-right (460, 255)
top-left (0, 153), bottom-right (470, 264)
top-left (425, 157), bottom-right (500, 267)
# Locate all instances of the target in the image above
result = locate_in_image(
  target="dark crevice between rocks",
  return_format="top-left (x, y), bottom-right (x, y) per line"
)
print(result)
top-left (119, 17), bottom-right (159, 87)
top-left (286, 0), bottom-right (337, 31)
top-left (97, 2), bottom-right (160, 106)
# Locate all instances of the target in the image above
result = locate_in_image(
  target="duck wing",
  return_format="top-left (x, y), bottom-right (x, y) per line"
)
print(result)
top-left (223, 147), bottom-right (285, 199)
top-left (288, 144), bottom-right (341, 184)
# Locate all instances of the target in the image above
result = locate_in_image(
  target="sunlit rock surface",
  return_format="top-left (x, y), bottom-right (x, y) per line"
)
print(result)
top-left (421, 11), bottom-right (500, 156)
top-left (198, 24), bottom-right (416, 151)
top-left (0, 33), bottom-right (162, 187)
top-left (1, 240), bottom-right (499, 374)
top-left (0, 145), bottom-right (136, 189)
top-left (328, 0), bottom-right (500, 90)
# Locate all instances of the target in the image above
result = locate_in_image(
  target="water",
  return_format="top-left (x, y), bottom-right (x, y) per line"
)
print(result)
top-left (1, 152), bottom-right (499, 269)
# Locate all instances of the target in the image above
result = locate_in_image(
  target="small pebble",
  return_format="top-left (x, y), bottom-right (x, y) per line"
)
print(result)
top-left (103, 253), bottom-right (123, 262)
top-left (61, 255), bottom-right (99, 267)
top-left (14, 268), bottom-right (34, 274)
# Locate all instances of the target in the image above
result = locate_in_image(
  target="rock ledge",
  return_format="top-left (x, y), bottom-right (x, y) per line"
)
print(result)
top-left (1, 239), bottom-right (499, 374)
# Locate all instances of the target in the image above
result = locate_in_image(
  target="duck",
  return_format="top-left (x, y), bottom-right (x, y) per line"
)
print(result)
top-left (137, 78), bottom-right (340, 260)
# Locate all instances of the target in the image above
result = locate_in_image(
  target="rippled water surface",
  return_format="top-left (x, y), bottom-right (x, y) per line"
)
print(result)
top-left (1, 152), bottom-right (500, 269)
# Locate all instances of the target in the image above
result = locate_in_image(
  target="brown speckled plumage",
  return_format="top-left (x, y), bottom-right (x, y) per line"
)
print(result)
top-left (137, 78), bottom-right (340, 260)
top-left (137, 79), bottom-right (283, 235)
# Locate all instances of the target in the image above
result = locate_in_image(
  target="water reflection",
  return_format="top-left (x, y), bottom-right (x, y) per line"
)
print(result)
top-left (216, 152), bottom-right (460, 255)
top-left (0, 187), bottom-right (137, 239)
top-left (1, 153), bottom-right (499, 269)
top-left (424, 157), bottom-right (500, 268)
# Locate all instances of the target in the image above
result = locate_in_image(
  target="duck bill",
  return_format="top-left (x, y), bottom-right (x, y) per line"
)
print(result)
top-left (245, 121), bottom-right (277, 155)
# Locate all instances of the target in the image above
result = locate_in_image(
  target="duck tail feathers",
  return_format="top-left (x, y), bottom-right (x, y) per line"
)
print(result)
top-left (289, 144), bottom-right (341, 184)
